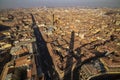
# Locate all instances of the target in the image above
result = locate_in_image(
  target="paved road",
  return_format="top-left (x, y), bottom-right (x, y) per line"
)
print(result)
top-left (31, 14), bottom-right (59, 80)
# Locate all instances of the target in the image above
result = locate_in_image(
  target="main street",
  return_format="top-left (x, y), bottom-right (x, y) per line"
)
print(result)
top-left (31, 13), bottom-right (59, 80)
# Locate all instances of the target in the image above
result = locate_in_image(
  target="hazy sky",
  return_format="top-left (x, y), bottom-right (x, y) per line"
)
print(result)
top-left (0, 0), bottom-right (120, 9)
